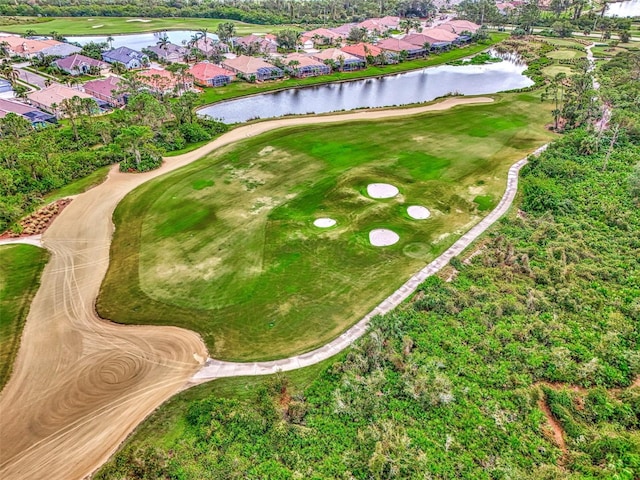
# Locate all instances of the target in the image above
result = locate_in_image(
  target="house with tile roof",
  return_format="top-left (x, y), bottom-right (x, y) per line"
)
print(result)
top-left (188, 62), bottom-right (235, 87)
top-left (310, 48), bottom-right (365, 71)
top-left (281, 53), bottom-right (331, 78)
top-left (341, 42), bottom-right (399, 64)
top-left (377, 38), bottom-right (425, 59)
top-left (136, 68), bottom-right (192, 95)
top-left (145, 43), bottom-right (188, 63)
top-left (27, 84), bottom-right (96, 117)
top-left (444, 20), bottom-right (481, 34)
top-left (222, 55), bottom-right (283, 82)
top-left (53, 54), bottom-right (109, 76)
top-left (83, 76), bottom-right (125, 106)
top-left (1, 35), bottom-right (61, 58)
top-left (301, 28), bottom-right (344, 47)
top-left (102, 47), bottom-right (148, 70)
top-left (38, 42), bottom-right (81, 58)
top-left (0, 98), bottom-right (56, 126)
top-left (232, 34), bottom-right (278, 54)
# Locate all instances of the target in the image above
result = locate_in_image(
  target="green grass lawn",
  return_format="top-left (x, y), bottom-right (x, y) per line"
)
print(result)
top-left (198, 35), bottom-right (508, 106)
top-left (98, 91), bottom-right (555, 362)
top-left (542, 64), bottom-right (577, 77)
top-left (0, 16), bottom-right (269, 36)
top-left (542, 37), bottom-right (588, 48)
top-left (0, 245), bottom-right (49, 391)
top-left (545, 48), bottom-right (586, 60)
top-left (43, 165), bottom-right (110, 202)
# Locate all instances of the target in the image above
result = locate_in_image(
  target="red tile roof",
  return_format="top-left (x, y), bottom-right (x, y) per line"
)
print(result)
top-left (83, 76), bottom-right (122, 99)
top-left (188, 62), bottom-right (234, 83)
top-left (341, 42), bottom-right (382, 58)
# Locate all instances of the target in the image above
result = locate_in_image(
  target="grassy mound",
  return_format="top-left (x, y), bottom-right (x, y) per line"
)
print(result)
top-left (98, 93), bottom-right (554, 361)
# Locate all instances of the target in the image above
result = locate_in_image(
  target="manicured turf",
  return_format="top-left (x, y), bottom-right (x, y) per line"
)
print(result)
top-left (546, 48), bottom-right (586, 60)
top-left (98, 92), bottom-right (555, 362)
top-left (44, 165), bottom-right (110, 202)
top-left (542, 37), bottom-right (588, 48)
top-left (542, 64), bottom-right (577, 77)
top-left (0, 16), bottom-right (268, 36)
top-left (0, 245), bottom-right (49, 390)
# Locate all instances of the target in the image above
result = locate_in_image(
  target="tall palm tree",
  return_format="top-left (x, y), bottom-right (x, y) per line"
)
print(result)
top-left (106, 36), bottom-right (115, 49)
top-left (0, 62), bottom-right (19, 86)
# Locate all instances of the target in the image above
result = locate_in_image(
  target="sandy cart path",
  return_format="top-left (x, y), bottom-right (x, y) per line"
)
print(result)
top-left (0, 97), bottom-right (493, 480)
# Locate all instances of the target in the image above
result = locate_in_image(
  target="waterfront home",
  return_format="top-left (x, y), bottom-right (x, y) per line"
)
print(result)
top-left (145, 43), bottom-right (188, 63)
top-left (38, 42), bottom-right (81, 58)
top-left (310, 48), bottom-right (365, 71)
top-left (420, 28), bottom-right (459, 45)
top-left (188, 62), bottom-right (235, 87)
top-left (340, 42), bottom-right (383, 60)
top-left (1, 35), bottom-right (61, 59)
top-left (83, 76), bottom-right (125, 106)
top-left (282, 53), bottom-right (331, 78)
top-left (376, 38), bottom-right (425, 59)
top-left (53, 54), bottom-right (109, 76)
top-left (222, 55), bottom-right (283, 82)
top-left (102, 46), bottom-right (148, 70)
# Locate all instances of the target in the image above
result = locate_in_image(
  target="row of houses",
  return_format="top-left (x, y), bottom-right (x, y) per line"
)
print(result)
top-left (0, 34), bottom-right (81, 59)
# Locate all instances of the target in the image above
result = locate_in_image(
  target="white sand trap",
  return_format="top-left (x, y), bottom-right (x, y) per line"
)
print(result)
top-left (369, 229), bottom-right (399, 247)
top-left (92, 25), bottom-right (104, 29)
top-left (367, 183), bottom-right (399, 199)
top-left (126, 19), bottom-right (152, 22)
top-left (314, 218), bottom-right (336, 228)
top-left (407, 205), bottom-right (431, 220)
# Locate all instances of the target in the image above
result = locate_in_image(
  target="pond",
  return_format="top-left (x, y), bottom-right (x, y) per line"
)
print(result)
top-left (65, 30), bottom-right (218, 50)
top-left (605, 0), bottom-right (640, 17)
top-left (197, 56), bottom-right (533, 124)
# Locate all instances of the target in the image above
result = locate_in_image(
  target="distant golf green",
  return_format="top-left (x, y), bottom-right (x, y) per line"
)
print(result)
top-left (0, 244), bottom-right (48, 390)
top-left (98, 92), bottom-right (555, 361)
top-left (0, 16), bottom-right (267, 36)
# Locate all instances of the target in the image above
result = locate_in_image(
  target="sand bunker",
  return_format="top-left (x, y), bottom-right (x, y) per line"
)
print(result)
top-left (126, 19), bottom-right (152, 22)
top-left (369, 229), bottom-right (399, 247)
top-left (407, 205), bottom-right (431, 219)
top-left (91, 25), bottom-right (104, 29)
top-left (314, 218), bottom-right (336, 228)
top-left (367, 183), bottom-right (399, 199)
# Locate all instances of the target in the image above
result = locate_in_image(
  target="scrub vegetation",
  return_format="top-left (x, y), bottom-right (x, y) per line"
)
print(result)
top-left (96, 123), bottom-right (640, 480)
top-left (0, 244), bottom-right (48, 390)
top-left (98, 92), bottom-right (554, 361)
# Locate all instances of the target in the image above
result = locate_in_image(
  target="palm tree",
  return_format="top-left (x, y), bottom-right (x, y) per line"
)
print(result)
top-left (198, 28), bottom-right (209, 43)
top-left (0, 41), bottom-right (9, 59)
top-left (0, 62), bottom-right (19, 86)
top-left (106, 36), bottom-right (115, 50)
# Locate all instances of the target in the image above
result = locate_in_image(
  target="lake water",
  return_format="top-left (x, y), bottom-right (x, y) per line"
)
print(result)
top-left (197, 57), bottom-right (533, 124)
top-left (65, 30), bottom-right (218, 50)
top-left (605, 0), bottom-right (640, 17)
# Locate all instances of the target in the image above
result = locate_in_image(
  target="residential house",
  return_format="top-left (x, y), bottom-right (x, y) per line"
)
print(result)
top-left (419, 28), bottom-right (459, 47)
top-left (38, 42), bottom-right (81, 58)
top-left (403, 33), bottom-right (440, 49)
top-left (222, 55), bottom-right (284, 82)
top-left (27, 84), bottom-right (96, 117)
top-left (188, 62), bottom-right (235, 87)
top-left (53, 54), bottom-right (110, 76)
top-left (0, 79), bottom-right (12, 94)
top-left (378, 16), bottom-right (401, 30)
top-left (145, 43), bottom-right (188, 63)
top-left (443, 20), bottom-right (481, 34)
top-left (232, 34), bottom-right (278, 55)
top-left (192, 37), bottom-right (229, 56)
top-left (341, 42), bottom-right (383, 60)
top-left (136, 68), bottom-right (193, 95)
top-left (1, 35), bottom-right (62, 59)
top-left (330, 24), bottom-right (357, 37)
top-left (377, 38), bottom-right (425, 59)
top-left (281, 53), bottom-right (331, 78)
top-left (310, 48), bottom-right (365, 71)
top-left (102, 47), bottom-right (148, 70)
top-left (0, 98), bottom-right (56, 126)
top-left (301, 28), bottom-right (343, 47)
top-left (83, 76), bottom-right (125, 106)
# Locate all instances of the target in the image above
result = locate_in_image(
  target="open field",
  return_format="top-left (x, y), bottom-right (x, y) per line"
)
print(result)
top-left (542, 64), bottom-right (577, 76)
top-left (546, 48), bottom-right (586, 59)
top-left (0, 16), bottom-right (268, 36)
top-left (0, 245), bottom-right (48, 390)
top-left (99, 92), bottom-right (555, 362)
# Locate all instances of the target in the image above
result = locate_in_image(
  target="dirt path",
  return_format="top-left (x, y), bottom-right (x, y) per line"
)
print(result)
top-left (0, 97), bottom-right (495, 480)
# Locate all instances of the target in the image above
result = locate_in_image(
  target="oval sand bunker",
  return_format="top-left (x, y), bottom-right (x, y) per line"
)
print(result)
top-left (369, 229), bottom-right (400, 247)
top-left (314, 218), bottom-right (336, 228)
top-left (407, 205), bottom-right (431, 219)
top-left (367, 183), bottom-right (399, 199)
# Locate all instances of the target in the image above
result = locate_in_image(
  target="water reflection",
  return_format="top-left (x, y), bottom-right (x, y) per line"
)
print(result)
top-left (605, 0), bottom-right (640, 17)
top-left (65, 30), bottom-right (214, 50)
top-left (198, 57), bottom-right (533, 124)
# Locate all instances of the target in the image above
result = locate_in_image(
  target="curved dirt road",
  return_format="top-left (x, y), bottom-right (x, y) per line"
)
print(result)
top-left (0, 97), bottom-right (494, 480)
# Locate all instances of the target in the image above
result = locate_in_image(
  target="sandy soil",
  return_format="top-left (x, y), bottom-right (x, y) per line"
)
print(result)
top-left (367, 183), bottom-right (399, 199)
top-left (369, 228), bottom-right (400, 246)
top-left (313, 218), bottom-right (336, 228)
top-left (0, 96), bottom-right (493, 480)
top-left (407, 205), bottom-right (431, 219)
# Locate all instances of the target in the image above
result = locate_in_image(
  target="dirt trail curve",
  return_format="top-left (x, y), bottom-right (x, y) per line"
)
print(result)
top-left (0, 97), bottom-right (495, 480)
